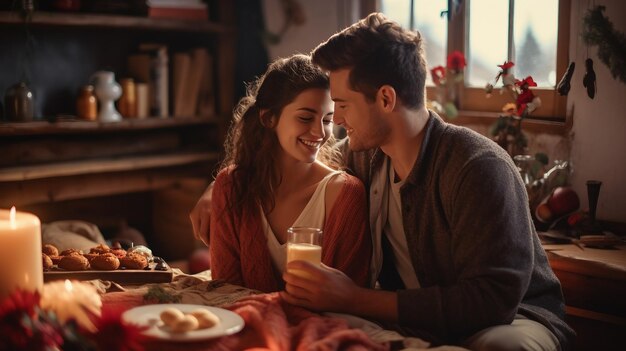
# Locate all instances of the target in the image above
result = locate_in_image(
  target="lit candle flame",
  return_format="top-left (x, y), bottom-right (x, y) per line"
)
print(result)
top-left (65, 279), bottom-right (73, 292)
top-left (9, 206), bottom-right (16, 230)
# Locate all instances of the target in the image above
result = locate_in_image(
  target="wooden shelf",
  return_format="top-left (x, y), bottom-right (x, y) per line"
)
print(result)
top-left (0, 116), bottom-right (218, 136)
top-left (0, 151), bottom-right (219, 182)
top-left (0, 11), bottom-right (235, 33)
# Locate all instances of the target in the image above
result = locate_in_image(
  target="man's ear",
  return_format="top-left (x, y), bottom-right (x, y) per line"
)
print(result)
top-left (376, 85), bottom-right (397, 112)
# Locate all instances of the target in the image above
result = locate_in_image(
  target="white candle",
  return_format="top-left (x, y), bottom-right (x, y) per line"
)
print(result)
top-left (0, 207), bottom-right (43, 300)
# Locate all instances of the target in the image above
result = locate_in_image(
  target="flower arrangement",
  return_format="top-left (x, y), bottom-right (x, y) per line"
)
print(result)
top-left (429, 51), bottom-right (466, 118)
top-left (486, 61), bottom-right (542, 156)
top-left (0, 284), bottom-right (146, 351)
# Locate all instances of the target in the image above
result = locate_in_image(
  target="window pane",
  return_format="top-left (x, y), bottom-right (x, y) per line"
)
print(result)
top-left (467, 0), bottom-right (509, 87)
top-left (381, 0), bottom-right (447, 85)
top-left (381, 0), bottom-right (411, 29)
top-left (513, 0), bottom-right (559, 87)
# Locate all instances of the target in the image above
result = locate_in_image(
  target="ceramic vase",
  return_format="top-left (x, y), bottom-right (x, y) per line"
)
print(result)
top-left (91, 71), bottom-right (122, 123)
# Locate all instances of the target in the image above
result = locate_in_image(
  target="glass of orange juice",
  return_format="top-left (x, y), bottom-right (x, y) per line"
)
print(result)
top-left (286, 227), bottom-right (322, 278)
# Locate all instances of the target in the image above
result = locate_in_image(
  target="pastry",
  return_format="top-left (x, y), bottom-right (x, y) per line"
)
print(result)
top-left (60, 248), bottom-right (82, 256)
top-left (120, 252), bottom-right (148, 269)
top-left (190, 309), bottom-right (220, 329)
top-left (49, 255), bottom-right (63, 265)
top-left (111, 248), bottom-right (127, 259)
top-left (160, 308), bottom-right (185, 326)
top-left (90, 244), bottom-right (111, 254)
top-left (82, 253), bottom-right (99, 262)
top-left (90, 252), bottom-right (120, 270)
top-left (42, 244), bottom-right (59, 256)
top-left (58, 253), bottom-right (90, 270)
top-left (170, 315), bottom-right (199, 333)
top-left (42, 253), bottom-right (53, 270)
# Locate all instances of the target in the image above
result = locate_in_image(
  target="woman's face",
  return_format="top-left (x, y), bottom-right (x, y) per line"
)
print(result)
top-left (273, 88), bottom-right (334, 164)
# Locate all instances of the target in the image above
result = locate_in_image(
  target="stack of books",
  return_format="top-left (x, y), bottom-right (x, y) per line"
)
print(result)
top-left (172, 48), bottom-right (215, 118)
top-left (146, 0), bottom-right (209, 21)
top-left (127, 44), bottom-right (215, 119)
top-left (127, 44), bottom-right (169, 118)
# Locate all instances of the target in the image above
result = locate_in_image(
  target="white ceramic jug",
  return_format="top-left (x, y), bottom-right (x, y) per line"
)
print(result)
top-left (91, 71), bottom-right (122, 122)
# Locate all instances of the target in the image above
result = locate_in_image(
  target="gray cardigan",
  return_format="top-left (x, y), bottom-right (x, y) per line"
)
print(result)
top-left (340, 112), bottom-right (574, 349)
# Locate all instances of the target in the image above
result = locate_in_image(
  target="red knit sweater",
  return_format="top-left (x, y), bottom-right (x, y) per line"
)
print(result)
top-left (209, 169), bottom-right (372, 293)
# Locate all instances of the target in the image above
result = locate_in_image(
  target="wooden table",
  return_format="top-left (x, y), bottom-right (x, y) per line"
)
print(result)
top-left (544, 244), bottom-right (626, 350)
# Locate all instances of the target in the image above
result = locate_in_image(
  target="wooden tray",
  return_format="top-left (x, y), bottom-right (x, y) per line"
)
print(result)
top-left (44, 262), bottom-right (173, 285)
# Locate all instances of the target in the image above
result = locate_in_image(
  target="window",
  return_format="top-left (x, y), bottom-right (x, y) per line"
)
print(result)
top-left (380, 0), bottom-right (570, 120)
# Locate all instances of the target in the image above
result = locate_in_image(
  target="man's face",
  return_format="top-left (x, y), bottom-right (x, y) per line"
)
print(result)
top-left (329, 69), bottom-right (390, 151)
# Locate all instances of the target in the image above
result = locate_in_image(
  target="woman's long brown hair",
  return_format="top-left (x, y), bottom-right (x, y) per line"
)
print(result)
top-left (219, 54), bottom-right (340, 217)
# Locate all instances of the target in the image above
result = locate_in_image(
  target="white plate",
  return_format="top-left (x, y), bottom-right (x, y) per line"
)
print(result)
top-left (122, 304), bottom-right (244, 342)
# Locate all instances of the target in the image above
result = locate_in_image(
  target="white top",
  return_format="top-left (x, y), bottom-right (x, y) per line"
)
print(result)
top-left (260, 171), bottom-right (343, 272)
top-left (384, 161), bottom-right (420, 289)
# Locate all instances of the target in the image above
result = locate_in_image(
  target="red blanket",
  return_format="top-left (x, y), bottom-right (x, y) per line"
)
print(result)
top-left (212, 293), bottom-right (389, 351)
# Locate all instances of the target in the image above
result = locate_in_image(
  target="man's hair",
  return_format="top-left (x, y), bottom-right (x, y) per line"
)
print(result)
top-left (311, 12), bottom-right (427, 109)
top-left (220, 54), bottom-right (340, 216)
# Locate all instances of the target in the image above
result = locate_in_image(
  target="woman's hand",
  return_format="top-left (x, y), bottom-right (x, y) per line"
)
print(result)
top-left (189, 182), bottom-right (214, 246)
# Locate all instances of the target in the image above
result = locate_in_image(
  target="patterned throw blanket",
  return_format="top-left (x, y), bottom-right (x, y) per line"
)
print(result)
top-left (94, 270), bottom-right (466, 351)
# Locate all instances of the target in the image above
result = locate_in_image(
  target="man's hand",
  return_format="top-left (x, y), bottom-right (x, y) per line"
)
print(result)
top-left (189, 182), bottom-right (214, 246)
top-left (280, 261), bottom-right (360, 314)
top-left (281, 261), bottom-right (399, 322)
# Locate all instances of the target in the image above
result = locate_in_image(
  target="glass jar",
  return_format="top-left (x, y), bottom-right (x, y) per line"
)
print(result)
top-left (4, 82), bottom-right (34, 122)
top-left (513, 154), bottom-right (543, 209)
top-left (76, 85), bottom-right (97, 121)
top-left (118, 78), bottom-right (137, 118)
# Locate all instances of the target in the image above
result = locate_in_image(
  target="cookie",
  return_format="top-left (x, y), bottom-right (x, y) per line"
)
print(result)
top-left (42, 253), bottom-right (53, 270)
top-left (42, 244), bottom-right (59, 257)
top-left (60, 248), bottom-right (82, 256)
top-left (190, 309), bottom-right (220, 329)
top-left (83, 253), bottom-right (99, 262)
top-left (111, 248), bottom-right (127, 259)
top-left (120, 252), bottom-right (148, 269)
top-left (58, 253), bottom-right (90, 270)
top-left (90, 244), bottom-right (111, 254)
top-left (90, 252), bottom-right (120, 270)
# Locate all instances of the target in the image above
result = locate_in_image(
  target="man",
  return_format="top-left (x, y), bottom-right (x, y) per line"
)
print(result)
top-left (191, 13), bottom-right (574, 350)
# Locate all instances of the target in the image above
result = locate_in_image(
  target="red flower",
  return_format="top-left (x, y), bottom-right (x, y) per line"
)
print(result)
top-left (89, 305), bottom-right (147, 351)
top-left (515, 76), bottom-right (537, 88)
top-left (498, 61), bottom-right (515, 70)
top-left (0, 289), bottom-right (40, 319)
top-left (0, 289), bottom-right (63, 350)
top-left (447, 51), bottom-right (466, 72)
top-left (430, 65), bottom-right (446, 85)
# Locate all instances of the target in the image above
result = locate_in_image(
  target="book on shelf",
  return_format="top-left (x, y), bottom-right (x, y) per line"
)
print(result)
top-left (197, 53), bottom-right (216, 118)
top-left (127, 43), bottom-right (169, 118)
top-left (172, 47), bottom-right (214, 118)
top-left (146, 0), bottom-right (209, 21)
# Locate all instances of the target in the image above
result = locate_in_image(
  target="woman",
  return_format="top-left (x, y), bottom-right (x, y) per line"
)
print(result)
top-left (209, 54), bottom-right (371, 292)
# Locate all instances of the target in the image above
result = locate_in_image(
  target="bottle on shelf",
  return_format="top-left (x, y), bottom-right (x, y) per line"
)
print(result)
top-left (118, 78), bottom-right (137, 118)
top-left (76, 85), bottom-right (97, 121)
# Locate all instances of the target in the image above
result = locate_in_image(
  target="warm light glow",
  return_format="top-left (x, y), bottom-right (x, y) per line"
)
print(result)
top-left (9, 206), bottom-right (16, 229)
top-left (65, 279), bottom-right (73, 292)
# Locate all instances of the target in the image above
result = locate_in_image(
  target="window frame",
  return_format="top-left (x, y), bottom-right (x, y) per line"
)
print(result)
top-left (374, 0), bottom-right (571, 122)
